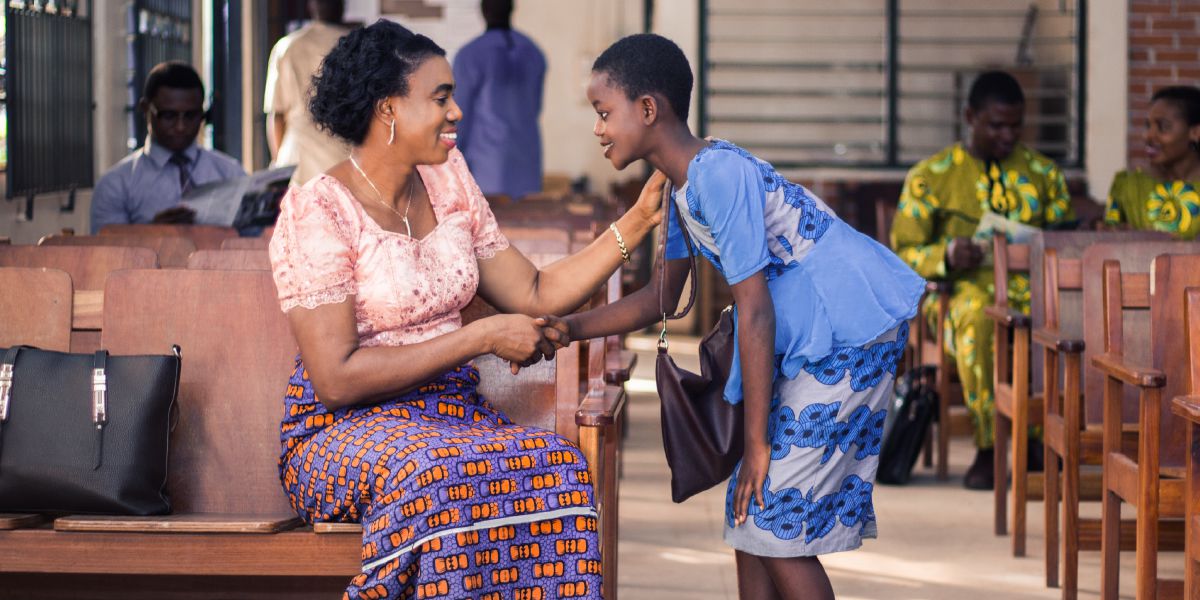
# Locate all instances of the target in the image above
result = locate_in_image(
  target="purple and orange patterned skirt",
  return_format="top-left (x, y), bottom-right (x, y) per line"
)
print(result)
top-left (279, 361), bottom-right (603, 599)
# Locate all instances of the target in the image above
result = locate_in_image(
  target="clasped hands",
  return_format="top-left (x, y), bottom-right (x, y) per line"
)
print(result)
top-left (486, 314), bottom-right (573, 374)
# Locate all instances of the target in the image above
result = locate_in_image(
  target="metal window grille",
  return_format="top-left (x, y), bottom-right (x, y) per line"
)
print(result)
top-left (5, 0), bottom-right (93, 199)
top-left (127, 0), bottom-right (191, 150)
top-left (700, 0), bottom-right (1085, 169)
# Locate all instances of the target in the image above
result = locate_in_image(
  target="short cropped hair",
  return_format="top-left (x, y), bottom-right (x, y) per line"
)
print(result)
top-left (143, 61), bottom-right (204, 102)
top-left (309, 20), bottom-right (446, 145)
top-left (592, 34), bottom-right (692, 122)
top-left (967, 71), bottom-right (1025, 111)
top-left (1152, 86), bottom-right (1200, 128)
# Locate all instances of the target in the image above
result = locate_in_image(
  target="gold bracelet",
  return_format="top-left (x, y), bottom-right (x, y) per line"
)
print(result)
top-left (609, 222), bottom-right (630, 264)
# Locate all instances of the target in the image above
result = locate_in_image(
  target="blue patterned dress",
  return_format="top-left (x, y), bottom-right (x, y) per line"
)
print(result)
top-left (664, 140), bottom-right (925, 557)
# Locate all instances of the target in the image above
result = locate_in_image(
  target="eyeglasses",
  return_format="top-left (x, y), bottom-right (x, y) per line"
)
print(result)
top-left (148, 104), bottom-right (206, 124)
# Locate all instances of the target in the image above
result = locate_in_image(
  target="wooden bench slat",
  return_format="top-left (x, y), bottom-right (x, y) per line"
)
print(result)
top-left (0, 513), bottom-right (45, 530)
top-left (313, 522), bottom-right (363, 534)
top-left (72, 289), bottom-right (103, 330)
top-left (54, 514), bottom-right (304, 534)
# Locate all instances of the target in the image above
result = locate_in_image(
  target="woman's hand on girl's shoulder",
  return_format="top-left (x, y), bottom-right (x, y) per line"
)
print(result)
top-left (631, 170), bottom-right (668, 226)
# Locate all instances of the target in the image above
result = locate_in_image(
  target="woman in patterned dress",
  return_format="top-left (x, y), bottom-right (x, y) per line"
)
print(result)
top-left (546, 34), bottom-right (925, 599)
top-left (268, 21), bottom-right (663, 599)
top-left (1104, 86), bottom-right (1200, 239)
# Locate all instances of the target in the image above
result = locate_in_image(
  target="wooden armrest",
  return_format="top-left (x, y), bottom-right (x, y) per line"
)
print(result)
top-left (0, 513), bottom-right (44, 530)
top-left (983, 305), bottom-right (1031, 328)
top-left (604, 350), bottom-right (637, 385)
top-left (576, 385), bottom-right (626, 427)
top-left (1172, 395), bottom-right (1200, 423)
top-left (1090, 353), bottom-right (1166, 388)
top-left (54, 513), bottom-right (303, 534)
top-left (1032, 327), bottom-right (1084, 353)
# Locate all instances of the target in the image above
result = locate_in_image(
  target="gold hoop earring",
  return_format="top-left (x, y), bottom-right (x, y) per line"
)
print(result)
top-left (387, 119), bottom-right (396, 146)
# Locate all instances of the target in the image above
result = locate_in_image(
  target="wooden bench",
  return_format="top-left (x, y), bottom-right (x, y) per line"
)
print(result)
top-left (0, 268), bottom-right (624, 598)
top-left (220, 236), bottom-right (271, 251)
top-left (0, 267), bottom-right (72, 352)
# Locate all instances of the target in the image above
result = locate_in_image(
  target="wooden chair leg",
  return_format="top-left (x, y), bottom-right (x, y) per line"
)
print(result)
top-left (1013, 402), bottom-right (1029, 556)
top-left (1101, 489), bottom-right (1122, 600)
top-left (1045, 439), bottom-right (1060, 588)
top-left (1063, 352), bottom-right (1083, 600)
top-left (995, 407), bottom-right (1009, 536)
top-left (1135, 389), bottom-right (1162, 600)
top-left (601, 416), bottom-right (621, 600)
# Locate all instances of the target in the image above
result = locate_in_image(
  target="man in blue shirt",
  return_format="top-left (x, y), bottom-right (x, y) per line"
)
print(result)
top-left (91, 61), bottom-right (244, 233)
top-left (452, 0), bottom-right (546, 200)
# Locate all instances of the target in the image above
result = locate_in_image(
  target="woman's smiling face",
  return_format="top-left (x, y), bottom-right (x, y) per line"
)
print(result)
top-left (391, 56), bottom-right (462, 165)
top-left (587, 71), bottom-right (647, 171)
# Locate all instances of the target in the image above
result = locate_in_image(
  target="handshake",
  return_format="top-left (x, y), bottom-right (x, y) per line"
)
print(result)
top-left (481, 314), bottom-right (574, 374)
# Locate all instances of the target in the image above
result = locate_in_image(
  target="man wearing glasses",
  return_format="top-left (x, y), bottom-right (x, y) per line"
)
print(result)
top-left (90, 61), bottom-right (244, 233)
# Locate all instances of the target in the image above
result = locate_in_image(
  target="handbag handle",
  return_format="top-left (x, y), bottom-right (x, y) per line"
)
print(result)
top-left (657, 181), bottom-right (700, 350)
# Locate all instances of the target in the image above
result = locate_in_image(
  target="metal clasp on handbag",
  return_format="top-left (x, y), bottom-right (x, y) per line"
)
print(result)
top-left (92, 367), bottom-right (107, 425)
top-left (658, 313), bottom-right (670, 351)
top-left (0, 362), bottom-right (12, 422)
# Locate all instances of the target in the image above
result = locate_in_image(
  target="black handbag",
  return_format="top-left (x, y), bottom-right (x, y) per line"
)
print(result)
top-left (0, 345), bottom-right (181, 515)
top-left (655, 185), bottom-right (743, 503)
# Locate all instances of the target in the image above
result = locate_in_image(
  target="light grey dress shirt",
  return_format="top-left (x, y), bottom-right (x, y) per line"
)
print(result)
top-left (90, 138), bottom-right (244, 234)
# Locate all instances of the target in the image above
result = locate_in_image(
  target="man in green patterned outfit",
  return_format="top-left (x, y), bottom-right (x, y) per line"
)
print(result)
top-left (890, 71), bottom-right (1074, 489)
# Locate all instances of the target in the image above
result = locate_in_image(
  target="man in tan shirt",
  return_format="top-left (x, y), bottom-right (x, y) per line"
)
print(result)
top-left (265, 0), bottom-right (351, 187)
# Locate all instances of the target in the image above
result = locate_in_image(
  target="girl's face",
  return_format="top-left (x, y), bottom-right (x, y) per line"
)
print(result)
top-left (587, 72), bottom-right (646, 170)
top-left (388, 56), bottom-right (462, 165)
top-left (1144, 98), bottom-right (1199, 168)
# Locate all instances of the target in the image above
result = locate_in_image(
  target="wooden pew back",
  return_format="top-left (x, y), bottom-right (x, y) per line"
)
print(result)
top-left (0, 267), bottom-right (72, 351)
top-left (1149, 254), bottom-right (1200, 467)
top-left (0, 245), bottom-right (157, 289)
top-left (99, 224), bottom-right (238, 251)
top-left (187, 249), bottom-right (271, 271)
top-left (41, 235), bottom-right (196, 269)
top-left (1027, 231), bottom-right (1170, 389)
top-left (221, 237), bottom-right (270, 251)
top-left (101, 269), bottom-right (298, 515)
top-left (1082, 242), bottom-right (1200, 424)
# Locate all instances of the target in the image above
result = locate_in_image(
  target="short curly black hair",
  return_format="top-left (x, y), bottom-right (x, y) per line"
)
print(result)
top-left (309, 20), bottom-right (445, 145)
top-left (592, 34), bottom-right (692, 122)
top-left (967, 71), bottom-right (1025, 111)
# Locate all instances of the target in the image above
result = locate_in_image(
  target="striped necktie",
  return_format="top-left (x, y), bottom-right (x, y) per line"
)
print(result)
top-left (169, 152), bottom-right (193, 196)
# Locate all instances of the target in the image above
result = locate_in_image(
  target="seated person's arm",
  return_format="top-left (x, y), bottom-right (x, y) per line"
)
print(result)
top-left (475, 171), bottom-right (666, 317)
top-left (90, 171), bottom-right (131, 234)
top-left (891, 169), bottom-right (976, 276)
top-left (286, 298), bottom-right (557, 411)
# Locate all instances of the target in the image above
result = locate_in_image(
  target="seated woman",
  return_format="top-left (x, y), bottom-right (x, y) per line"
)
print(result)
top-left (1105, 86), bottom-right (1200, 238)
top-left (268, 21), bottom-right (661, 599)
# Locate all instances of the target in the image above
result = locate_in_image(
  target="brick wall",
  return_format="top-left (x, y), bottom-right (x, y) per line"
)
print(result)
top-left (1128, 0), bottom-right (1200, 165)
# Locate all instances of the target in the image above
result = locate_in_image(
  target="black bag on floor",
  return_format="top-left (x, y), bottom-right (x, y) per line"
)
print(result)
top-left (877, 366), bottom-right (937, 485)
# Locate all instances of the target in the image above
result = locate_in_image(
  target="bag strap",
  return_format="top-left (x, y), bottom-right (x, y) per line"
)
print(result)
top-left (657, 182), bottom-right (700, 323)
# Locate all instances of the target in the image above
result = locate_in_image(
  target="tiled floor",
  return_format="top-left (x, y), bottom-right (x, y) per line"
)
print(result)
top-left (616, 334), bottom-right (1181, 599)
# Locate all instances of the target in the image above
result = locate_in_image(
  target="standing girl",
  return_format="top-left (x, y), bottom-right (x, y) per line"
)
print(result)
top-left (551, 34), bottom-right (926, 599)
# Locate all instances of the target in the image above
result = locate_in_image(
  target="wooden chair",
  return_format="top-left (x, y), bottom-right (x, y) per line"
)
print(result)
top-left (1170, 287), bottom-right (1200, 600)
top-left (985, 236), bottom-right (1038, 555)
top-left (186, 249), bottom-right (271, 270)
top-left (0, 245), bottom-right (158, 351)
top-left (0, 267), bottom-right (72, 352)
top-left (98, 224), bottom-right (238, 251)
top-left (1093, 253), bottom-right (1200, 599)
top-left (39, 235), bottom-right (196, 269)
top-left (1035, 236), bottom-right (1179, 596)
top-left (220, 237), bottom-right (270, 251)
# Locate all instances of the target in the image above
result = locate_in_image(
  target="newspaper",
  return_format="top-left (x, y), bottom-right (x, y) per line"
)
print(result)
top-left (180, 166), bottom-right (295, 227)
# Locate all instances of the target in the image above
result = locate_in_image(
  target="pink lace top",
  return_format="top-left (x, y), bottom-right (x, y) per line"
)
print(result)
top-left (269, 148), bottom-right (509, 347)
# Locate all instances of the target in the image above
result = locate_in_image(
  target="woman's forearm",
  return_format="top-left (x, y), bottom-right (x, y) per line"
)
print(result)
top-left (297, 317), bottom-right (492, 411)
top-left (525, 209), bottom-right (656, 316)
top-left (737, 303), bottom-right (776, 447)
